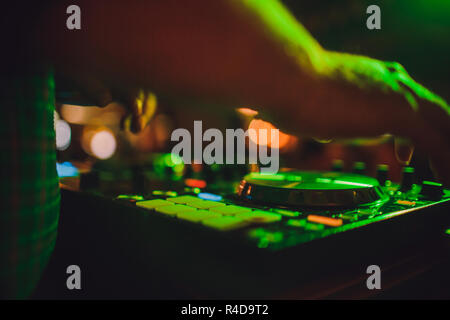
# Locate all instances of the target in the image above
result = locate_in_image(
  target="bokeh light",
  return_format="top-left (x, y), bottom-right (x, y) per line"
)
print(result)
top-left (55, 119), bottom-right (72, 151)
top-left (154, 153), bottom-right (185, 178)
top-left (90, 130), bottom-right (117, 159)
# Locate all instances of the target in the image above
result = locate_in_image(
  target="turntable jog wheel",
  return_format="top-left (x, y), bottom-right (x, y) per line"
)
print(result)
top-left (237, 171), bottom-right (388, 208)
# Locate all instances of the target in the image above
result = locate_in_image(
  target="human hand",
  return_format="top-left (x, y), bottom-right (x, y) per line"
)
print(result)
top-left (55, 71), bottom-right (156, 133)
top-left (280, 52), bottom-right (450, 184)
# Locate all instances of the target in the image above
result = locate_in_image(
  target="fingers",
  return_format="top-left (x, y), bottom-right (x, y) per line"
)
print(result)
top-left (428, 158), bottom-right (450, 187)
top-left (388, 62), bottom-right (450, 184)
top-left (128, 88), bottom-right (144, 133)
top-left (417, 98), bottom-right (450, 144)
top-left (138, 91), bottom-right (158, 131)
top-left (56, 67), bottom-right (156, 133)
top-left (427, 151), bottom-right (450, 187)
top-left (396, 107), bottom-right (450, 185)
top-left (118, 89), bottom-right (157, 134)
top-left (394, 138), bottom-right (414, 165)
top-left (406, 120), bottom-right (450, 186)
top-left (392, 66), bottom-right (450, 141)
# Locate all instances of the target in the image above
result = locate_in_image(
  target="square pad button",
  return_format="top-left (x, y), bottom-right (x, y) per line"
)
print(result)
top-left (177, 210), bottom-right (222, 222)
top-left (167, 195), bottom-right (202, 204)
top-left (156, 204), bottom-right (197, 216)
top-left (136, 199), bottom-right (173, 209)
top-left (187, 200), bottom-right (226, 210)
top-left (202, 216), bottom-right (247, 231)
top-left (210, 205), bottom-right (252, 216)
top-left (236, 210), bottom-right (281, 223)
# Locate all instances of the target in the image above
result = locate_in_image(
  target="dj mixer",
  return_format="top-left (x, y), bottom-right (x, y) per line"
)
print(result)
top-left (58, 157), bottom-right (450, 298)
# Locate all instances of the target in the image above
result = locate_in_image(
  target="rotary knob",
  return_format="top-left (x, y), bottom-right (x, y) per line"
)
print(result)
top-left (376, 164), bottom-right (389, 186)
top-left (331, 159), bottom-right (344, 172)
top-left (352, 162), bottom-right (366, 175)
top-left (401, 166), bottom-right (415, 191)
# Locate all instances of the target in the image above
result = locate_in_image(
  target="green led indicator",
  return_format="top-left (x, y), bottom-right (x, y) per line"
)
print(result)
top-left (193, 187), bottom-right (201, 194)
top-left (116, 194), bottom-right (144, 201)
top-left (248, 172), bottom-right (285, 181)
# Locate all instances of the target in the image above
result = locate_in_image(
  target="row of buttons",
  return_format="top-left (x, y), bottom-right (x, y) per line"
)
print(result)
top-left (285, 215), bottom-right (343, 231)
top-left (135, 195), bottom-right (344, 232)
top-left (135, 196), bottom-right (282, 231)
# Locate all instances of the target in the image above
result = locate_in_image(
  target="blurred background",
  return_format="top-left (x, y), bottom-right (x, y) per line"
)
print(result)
top-left (54, 0), bottom-right (450, 185)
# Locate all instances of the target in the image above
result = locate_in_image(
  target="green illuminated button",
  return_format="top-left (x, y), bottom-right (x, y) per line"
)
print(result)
top-left (236, 210), bottom-right (281, 224)
top-left (249, 228), bottom-right (284, 248)
top-left (304, 222), bottom-right (325, 231)
top-left (210, 205), bottom-right (252, 216)
top-left (357, 209), bottom-right (375, 216)
top-left (286, 219), bottom-right (308, 228)
top-left (167, 195), bottom-right (202, 204)
top-left (335, 213), bottom-right (358, 221)
top-left (117, 194), bottom-right (145, 201)
top-left (188, 200), bottom-right (226, 209)
top-left (177, 210), bottom-right (222, 222)
top-left (156, 205), bottom-right (196, 216)
top-left (286, 219), bottom-right (324, 231)
top-left (249, 228), bottom-right (284, 241)
top-left (272, 208), bottom-right (301, 217)
top-left (136, 199), bottom-right (173, 209)
top-left (202, 216), bottom-right (247, 231)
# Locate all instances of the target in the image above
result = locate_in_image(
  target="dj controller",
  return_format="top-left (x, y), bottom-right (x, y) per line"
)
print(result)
top-left (58, 157), bottom-right (450, 298)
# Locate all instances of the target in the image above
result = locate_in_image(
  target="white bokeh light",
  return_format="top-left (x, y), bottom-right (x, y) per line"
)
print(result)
top-left (55, 119), bottom-right (71, 150)
top-left (90, 130), bottom-right (116, 159)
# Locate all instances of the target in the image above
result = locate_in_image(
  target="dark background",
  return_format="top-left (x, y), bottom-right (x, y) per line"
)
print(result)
top-left (283, 0), bottom-right (450, 101)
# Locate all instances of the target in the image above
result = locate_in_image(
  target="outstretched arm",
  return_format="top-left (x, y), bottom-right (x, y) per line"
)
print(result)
top-left (35, 0), bottom-right (450, 183)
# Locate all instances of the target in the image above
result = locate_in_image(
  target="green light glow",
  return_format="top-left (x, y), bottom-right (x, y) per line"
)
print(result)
top-left (333, 180), bottom-right (372, 188)
top-left (423, 181), bottom-right (442, 187)
top-left (286, 219), bottom-right (307, 228)
top-left (241, 0), bottom-right (324, 72)
top-left (248, 172), bottom-right (302, 182)
top-left (247, 172), bottom-right (285, 181)
top-left (164, 153), bottom-right (184, 173)
top-left (445, 229), bottom-right (450, 235)
top-left (316, 178), bottom-right (332, 184)
top-left (249, 228), bottom-right (283, 248)
top-left (153, 190), bottom-right (178, 197)
top-left (286, 175), bottom-right (302, 182)
top-left (154, 153), bottom-right (185, 177)
top-left (116, 194), bottom-right (144, 201)
top-left (272, 208), bottom-right (300, 217)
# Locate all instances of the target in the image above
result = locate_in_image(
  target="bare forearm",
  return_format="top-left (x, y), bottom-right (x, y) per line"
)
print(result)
top-left (37, 0), bottom-right (325, 113)
top-left (33, 0), bottom-right (450, 182)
